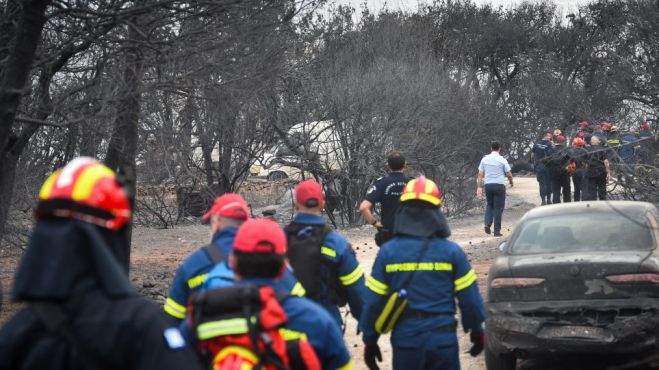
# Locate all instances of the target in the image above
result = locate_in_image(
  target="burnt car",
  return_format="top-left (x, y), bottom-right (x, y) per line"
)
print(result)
top-left (485, 201), bottom-right (659, 370)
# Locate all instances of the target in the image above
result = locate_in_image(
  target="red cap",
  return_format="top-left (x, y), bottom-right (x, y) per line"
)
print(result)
top-left (603, 122), bottom-right (612, 129)
top-left (557, 135), bottom-right (566, 142)
top-left (641, 122), bottom-right (650, 129)
top-left (579, 121), bottom-right (589, 128)
top-left (295, 180), bottom-right (324, 208)
top-left (234, 218), bottom-right (286, 255)
top-left (578, 132), bottom-right (586, 137)
top-left (202, 193), bottom-right (249, 220)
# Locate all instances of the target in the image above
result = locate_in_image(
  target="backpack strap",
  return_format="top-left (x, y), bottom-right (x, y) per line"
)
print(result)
top-left (31, 302), bottom-right (105, 370)
top-left (203, 244), bottom-right (225, 265)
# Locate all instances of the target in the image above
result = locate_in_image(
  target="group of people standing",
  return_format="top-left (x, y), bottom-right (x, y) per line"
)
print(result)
top-left (531, 121), bottom-right (656, 204)
top-left (0, 154), bottom-right (486, 370)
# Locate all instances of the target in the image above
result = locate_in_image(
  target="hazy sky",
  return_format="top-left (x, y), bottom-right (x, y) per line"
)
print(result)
top-left (331, 0), bottom-right (591, 14)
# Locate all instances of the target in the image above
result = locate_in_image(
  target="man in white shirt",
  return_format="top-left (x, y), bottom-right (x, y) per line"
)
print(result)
top-left (476, 142), bottom-right (513, 237)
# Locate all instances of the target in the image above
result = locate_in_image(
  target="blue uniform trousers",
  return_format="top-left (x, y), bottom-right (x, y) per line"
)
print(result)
top-left (392, 330), bottom-right (460, 370)
top-left (534, 163), bottom-right (552, 200)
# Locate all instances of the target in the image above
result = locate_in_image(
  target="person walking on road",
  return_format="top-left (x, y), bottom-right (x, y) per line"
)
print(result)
top-left (285, 179), bottom-right (367, 329)
top-left (164, 193), bottom-right (302, 322)
top-left (531, 132), bottom-right (554, 205)
top-left (206, 218), bottom-right (355, 370)
top-left (477, 142), bottom-right (513, 237)
top-left (360, 151), bottom-right (410, 246)
top-left (0, 158), bottom-right (201, 370)
top-left (360, 176), bottom-right (486, 370)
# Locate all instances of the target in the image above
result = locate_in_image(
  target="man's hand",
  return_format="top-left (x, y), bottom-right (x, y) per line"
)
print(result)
top-left (373, 221), bottom-right (383, 229)
top-left (607, 172), bottom-right (612, 182)
top-left (476, 187), bottom-right (483, 197)
top-left (469, 330), bottom-right (485, 357)
top-left (509, 182), bottom-right (514, 188)
top-left (364, 342), bottom-right (382, 370)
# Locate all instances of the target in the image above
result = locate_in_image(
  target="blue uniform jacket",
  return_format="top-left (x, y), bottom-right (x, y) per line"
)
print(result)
top-left (177, 254), bottom-right (303, 344)
top-left (360, 236), bottom-right (486, 345)
top-left (163, 227), bottom-right (238, 320)
top-left (238, 277), bottom-right (354, 370)
top-left (291, 213), bottom-right (367, 328)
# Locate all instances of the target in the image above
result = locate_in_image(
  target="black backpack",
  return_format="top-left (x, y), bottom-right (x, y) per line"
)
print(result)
top-left (587, 149), bottom-right (606, 177)
top-left (284, 222), bottom-right (348, 307)
top-left (547, 148), bottom-right (570, 175)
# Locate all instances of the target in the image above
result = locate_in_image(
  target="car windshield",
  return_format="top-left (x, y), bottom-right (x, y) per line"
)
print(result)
top-left (511, 212), bottom-right (655, 254)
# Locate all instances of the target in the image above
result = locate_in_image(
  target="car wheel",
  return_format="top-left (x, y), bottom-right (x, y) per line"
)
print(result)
top-left (267, 171), bottom-right (288, 181)
top-left (485, 347), bottom-right (516, 370)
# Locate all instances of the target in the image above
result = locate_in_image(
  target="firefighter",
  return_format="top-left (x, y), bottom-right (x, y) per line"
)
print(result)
top-left (359, 151), bottom-right (411, 246)
top-left (360, 177), bottom-right (486, 370)
top-left (593, 124), bottom-right (607, 143)
top-left (620, 128), bottom-right (640, 167)
top-left (583, 136), bottom-right (612, 201)
top-left (164, 193), bottom-right (302, 322)
top-left (0, 158), bottom-right (201, 370)
top-left (570, 137), bottom-right (588, 202)
top-left (284, 179), bottom-right (367, 328)
top-left (577, 121), bottom-right (589, 134)
top-left (547, 135), bottom-right (572, 204)
top-left (163, 193), bottom-right (250, 321)
top-left (531, 132), bottom-right (555, 205)
top-left (228, 218), bottom-right (354, 369)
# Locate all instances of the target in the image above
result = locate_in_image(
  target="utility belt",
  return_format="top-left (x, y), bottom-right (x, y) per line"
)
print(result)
top-left (398, 308), bottom-right (453, 324)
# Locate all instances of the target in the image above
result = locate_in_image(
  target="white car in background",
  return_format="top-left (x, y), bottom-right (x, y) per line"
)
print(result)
top-left (250, 121), bottom-right (342, 181)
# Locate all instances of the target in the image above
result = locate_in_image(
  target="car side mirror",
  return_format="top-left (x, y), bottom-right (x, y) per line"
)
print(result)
top-left (498, 241), bottom-right (507, 253)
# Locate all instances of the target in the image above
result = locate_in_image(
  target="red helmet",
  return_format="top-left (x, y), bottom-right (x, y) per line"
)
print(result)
top-left (202, 193), bottom-right (249, 220)
top-left (565, 162), bottom-right (577, 173)
top-left (603, 122), bottom-right (612, 130)
top-left (234, 218), bottom-right (287, 255)
top-left (578, 132), bottom-right (586, 138)
top-left (572, 137), bottom-right (585, 147)
top-left (640, 122), bottom-right (650, 129)
top-left (400, 176), bottom-right (442, 206)
top-left (36, 157), bottom-right (131, 230)
top-left (579, 121), bottom-right (589, 128)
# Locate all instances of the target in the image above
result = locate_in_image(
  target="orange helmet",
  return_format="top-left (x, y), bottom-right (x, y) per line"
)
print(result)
top-left (400, 176), bottom-right (441, 206)
top-left (36, 157), bottom-right (131, 230)
top-left (572, 137), bottom-right (585, 147)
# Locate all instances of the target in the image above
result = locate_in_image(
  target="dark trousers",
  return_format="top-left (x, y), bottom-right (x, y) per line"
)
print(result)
top-left (583, 175), bottom-right (607, 201)
top-left (484, 184), bottom-right (505, 234)
top-left (392, 332), bottom-right (459, 370)
top-left (572, 173), bottom-right (583, 201)
top-left (551, 172), bottom-right (571, 203)
top-left (535, 164), bottom-right (552, 200)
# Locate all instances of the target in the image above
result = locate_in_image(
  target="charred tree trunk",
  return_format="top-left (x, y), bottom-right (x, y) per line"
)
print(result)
top-left (0, 0), bottom-right (51, 242)
top-left (104, 22), bottom-right (146, 254)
